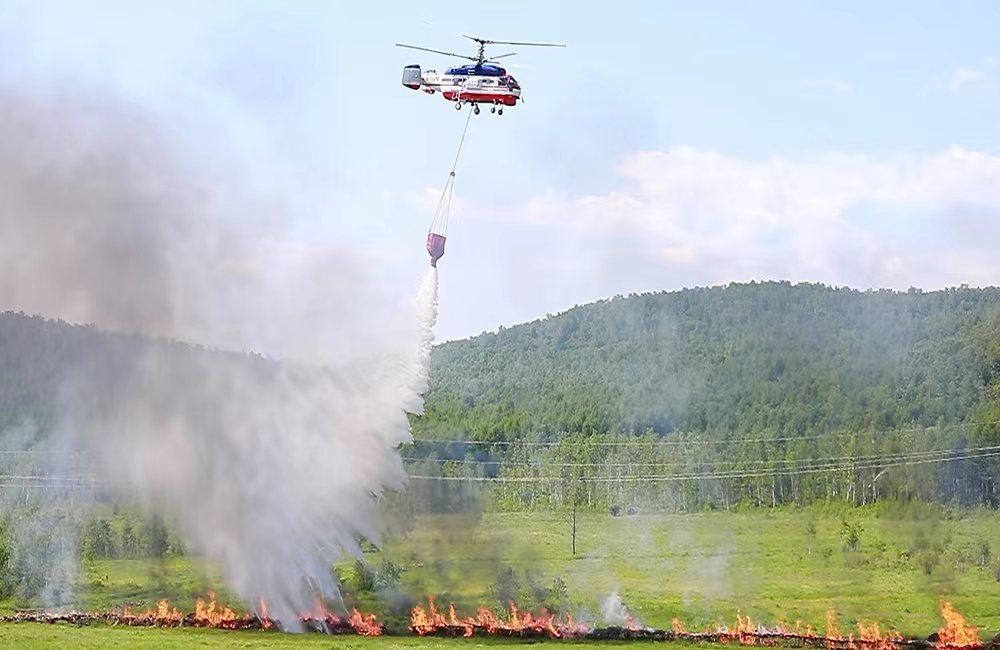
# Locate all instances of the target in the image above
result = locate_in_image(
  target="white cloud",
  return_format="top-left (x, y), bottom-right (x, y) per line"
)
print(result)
top-left (806, 78), bottom-right (853, 94)
top-left (951, 66), bottom-right (985, 89)
top-left (469, 146), bottom-right (1000, 294)
top-left (947, 57), bottom-right (999, 90)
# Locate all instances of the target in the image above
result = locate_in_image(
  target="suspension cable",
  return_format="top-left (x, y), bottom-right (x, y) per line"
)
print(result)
top-left (429, 109), bottom-right (474, 236)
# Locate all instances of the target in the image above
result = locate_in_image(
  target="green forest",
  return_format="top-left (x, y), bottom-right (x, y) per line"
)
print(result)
top-left (419, 282), bottom-right (1000, 440)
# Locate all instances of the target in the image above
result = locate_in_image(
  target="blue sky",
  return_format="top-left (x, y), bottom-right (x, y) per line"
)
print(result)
top-left (2, 1), bottom-right (999, 341)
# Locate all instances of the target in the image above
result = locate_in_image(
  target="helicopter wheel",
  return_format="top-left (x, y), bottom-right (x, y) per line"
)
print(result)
top-left (498, 107), bottom-right (504, 116)
top-left (455, 102), bottom-right (462, 110)
top-left (491, 105), bottom-right (496, 114)
top-left (474, 105), bottom-right (481, 115)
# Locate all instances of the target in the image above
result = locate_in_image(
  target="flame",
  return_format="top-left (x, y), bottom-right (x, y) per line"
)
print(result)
top-left (447, 602), bottom-right (475, 637)
top-left (409, 601), bottom-right (984, 648)
top-left (349, 609), bottom-right (383, 636)
top-left (563, 613), bottom-right (589, 637)
top-left (826, 610), bottom-right (840, 641)
top-left (155, 599), bottom-right (183, 622)
top-left (258, 599), bottom-right (272, 631)
top-left (2, 598), bottom-right (984, 647)
top-left (665, 609), bottom-right (920, 650)
top-left (117, 598), bottom-right (183, 626)
top-left (43, 593), bottom-right (380, 634)
top-left (194, 592), bottom-right (240, 628)
top-left (410, 597), bottom-right (587, 638)
top-left (856, 621), bottom-right (903, 650)
top-left (937, 601), bottom-right (981, 648)
top-left (411, 595), bottom-right (448, 635)
top-left (734, 611), bottom-right (758, 645)
top-left (291, 597), bottom-right (382, 636)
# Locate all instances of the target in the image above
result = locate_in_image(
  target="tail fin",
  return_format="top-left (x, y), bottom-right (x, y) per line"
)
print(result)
top-left (402, 65), bottom-right (422, 90)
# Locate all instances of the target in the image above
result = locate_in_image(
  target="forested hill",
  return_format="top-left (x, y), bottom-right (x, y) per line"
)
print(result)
top-left (3, 282), bottom-right (1000, 446)
top-left (416, 282), bottom-right (1000, 442)
top-left (0, 311), bottom-right (274, 433)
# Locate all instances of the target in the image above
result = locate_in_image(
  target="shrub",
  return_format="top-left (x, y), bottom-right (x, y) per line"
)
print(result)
top-left (351, 559), bottom-right (377, 593)
top-left (920, 550), bottom-right (940, 576)
top-left (490, 566), bottom-right (521, 611)
top-left (840, 518), bottom-right (863, 552)
top-left (376, 560), bottom-right (402, 591)
top-left (978, 540), bottom-right (991, 569)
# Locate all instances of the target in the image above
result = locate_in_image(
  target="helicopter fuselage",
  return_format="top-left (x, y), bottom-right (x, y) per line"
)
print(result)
top-left (402, 64), bottom-right (521, 108)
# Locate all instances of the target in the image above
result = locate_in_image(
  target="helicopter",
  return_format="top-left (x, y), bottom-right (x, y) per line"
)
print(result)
top-left (396, 35), bottom-right (564, 115)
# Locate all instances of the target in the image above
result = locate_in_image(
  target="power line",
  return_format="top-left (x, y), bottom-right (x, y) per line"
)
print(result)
top-left (407, 448), bottom-right (1000, 483)
top-left (1, 448), bottom-right (996, 490)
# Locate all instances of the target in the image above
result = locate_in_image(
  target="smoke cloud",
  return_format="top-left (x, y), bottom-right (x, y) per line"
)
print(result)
top-left (0, 79), bottom-right (437, 625)
top-left (600, 591), bottom-right (640, 628)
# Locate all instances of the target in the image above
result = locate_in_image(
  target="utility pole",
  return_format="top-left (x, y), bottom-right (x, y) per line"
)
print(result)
top-left (571, 497), bottom-right (577, 556)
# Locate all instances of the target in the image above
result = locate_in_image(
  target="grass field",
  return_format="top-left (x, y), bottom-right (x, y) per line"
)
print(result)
top-left (0, 624), bottom-right (690, 649)
top-left (3, 505), bottom-right (999, 646)
top-left (370, 505), bottom-right (1000, 637)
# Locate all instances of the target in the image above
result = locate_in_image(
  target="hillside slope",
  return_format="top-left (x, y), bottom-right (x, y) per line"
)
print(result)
top-left (3, 281), bottom-right (1000, 445)
top-left (418, 282), bottom-right (1000, 441)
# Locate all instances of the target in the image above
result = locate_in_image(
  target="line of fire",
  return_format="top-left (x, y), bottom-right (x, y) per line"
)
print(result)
top-left (4, 595), bottom-right (998, 648)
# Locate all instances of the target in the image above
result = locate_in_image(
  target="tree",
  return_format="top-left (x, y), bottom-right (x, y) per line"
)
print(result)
top-left (840, 518), bottom-right (863, 552)
top-left (83, 518), bottom-right (115, 559)
top-left (0, 520), bottom-right (10, 597)
top-left (144, 514), bottom-right (169, 558)
top-left (120, 520), bottom-right (140, 559)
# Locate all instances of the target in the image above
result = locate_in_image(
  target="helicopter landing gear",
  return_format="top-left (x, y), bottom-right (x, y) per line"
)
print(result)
top-left (490, 105), bottom-right (496, 114)
top-left (473, 104), bottom-right (481, 115)
top-left (498, 107), bottom-right (504, 116)
top-left (455, 101), bottom-right (462, 110)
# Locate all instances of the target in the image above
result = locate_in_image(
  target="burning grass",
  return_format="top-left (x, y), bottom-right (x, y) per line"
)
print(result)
top-left (0, 593), bottom-right (383, 636)
top-left (2, 595), bottom-right (997, 648)
top-left (409, 598), bottom-right (999, 648)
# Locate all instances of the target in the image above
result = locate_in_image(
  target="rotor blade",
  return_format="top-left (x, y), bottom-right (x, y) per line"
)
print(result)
top-left (484, 40), bottom-right (566, 48)
top-left (488, 52), bottom-right (518, 61)
top-left (395, 43), bottom-right (479, 61)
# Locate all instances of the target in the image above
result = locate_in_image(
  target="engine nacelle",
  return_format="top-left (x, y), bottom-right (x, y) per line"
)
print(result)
top-left (402, 64), bottom-right (422, 90)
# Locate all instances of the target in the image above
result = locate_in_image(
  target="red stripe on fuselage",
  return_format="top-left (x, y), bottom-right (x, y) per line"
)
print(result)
top-left (442, 91), bottom-right (518, 106)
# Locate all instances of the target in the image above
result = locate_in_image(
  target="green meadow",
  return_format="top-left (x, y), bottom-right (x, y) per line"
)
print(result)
top-left (2, 505), bottom-right (999, 646)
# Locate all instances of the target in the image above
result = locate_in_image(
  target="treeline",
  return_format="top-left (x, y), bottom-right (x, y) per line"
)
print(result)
top-left (79, 511), bottom-right (184, 560)
top-left (401, 422), bottom-right (1000, 514)
top-left (0, 509), bottom-right (185, 601)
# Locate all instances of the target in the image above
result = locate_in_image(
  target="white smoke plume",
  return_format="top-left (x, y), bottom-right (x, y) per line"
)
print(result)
top-left (600, 591), bottom-right (641, 628)
top-left (0, 79), bottom-right (438, 626)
